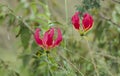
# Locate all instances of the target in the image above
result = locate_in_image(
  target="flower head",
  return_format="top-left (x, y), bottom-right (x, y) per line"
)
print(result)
top-left (71, 12), bottom-right (94, 34)
top-left (34, 27), bottom-right (62, 50)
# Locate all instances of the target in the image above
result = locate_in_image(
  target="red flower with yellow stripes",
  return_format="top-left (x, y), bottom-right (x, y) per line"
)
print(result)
top-left (34, 27), bottom-right (62, 50)
top-left (71, 12), bottom-right (94, 35)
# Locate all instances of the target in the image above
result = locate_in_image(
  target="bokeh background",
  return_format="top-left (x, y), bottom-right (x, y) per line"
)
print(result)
top-left (0, 0), bottom-right (120, 76)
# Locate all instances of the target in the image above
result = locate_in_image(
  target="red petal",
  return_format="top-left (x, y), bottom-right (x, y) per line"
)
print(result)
top-left (53, 28), bottom-right (62, 47)
top-left (71, 12), bottom-right (80, 30)
top-left (82, 13), bottom-right (94, 31)
top-left (34, 28), bottom-right (43, 45)
top-left (42, 30), bottom-right (49, 46)
top-left (46, 28), bottom-right (54, 46)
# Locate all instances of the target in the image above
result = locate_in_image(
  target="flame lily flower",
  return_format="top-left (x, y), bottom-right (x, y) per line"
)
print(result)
top-left (71, 12), bottom-right (94, 35)
top-left (34, 27), bottom-right (62, 50)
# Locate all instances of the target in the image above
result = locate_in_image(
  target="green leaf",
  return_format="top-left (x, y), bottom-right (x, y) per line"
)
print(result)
top-left (82, 0), bottom-right (100, 10)
top-left (8, 13), bottom-right (16, 26)
top-left (20, 24), bottom-right (31, 49)
top-left (0, 12), bottom-right (6, 24)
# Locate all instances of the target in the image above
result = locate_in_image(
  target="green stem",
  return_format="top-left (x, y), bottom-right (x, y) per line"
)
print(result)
top-left (45, 51), bottom-right (54, 76)
top-left (84, 36), bottom-right (99, 76)
top-left (65, 0), bottom-right (68, 24)
top-left (59, 52), bottom-right (85, 76)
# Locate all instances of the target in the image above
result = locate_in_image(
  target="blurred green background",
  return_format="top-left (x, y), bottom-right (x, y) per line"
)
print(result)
top-left (0, 0), bottom-right (120, 76)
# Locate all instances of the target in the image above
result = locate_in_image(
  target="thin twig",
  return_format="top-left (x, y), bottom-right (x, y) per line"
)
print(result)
top-left (99, 13), bottom-right (120, 28)
top-left (112, 0), bottom-right (120, 4)
top-left (60, 46), bottom-right (92, 63)
top-left (84, 37), bottom-right (99, 76)
top-left (19, 17), bottom-right (34, 34)
top-left (98, 53), bottom-right (120, 64)
top-left (58, 51), bottom-right (85, 76)
top-left (1, 4), bottom-right (34, 34)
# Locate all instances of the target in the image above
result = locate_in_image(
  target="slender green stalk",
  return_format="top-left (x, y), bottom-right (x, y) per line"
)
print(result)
top-left (59, 51), bottom-right (85, 76)
top-left (65, 0), bottom-right (68, 24)
top-left (84, 36), bottom-right (99, 76)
